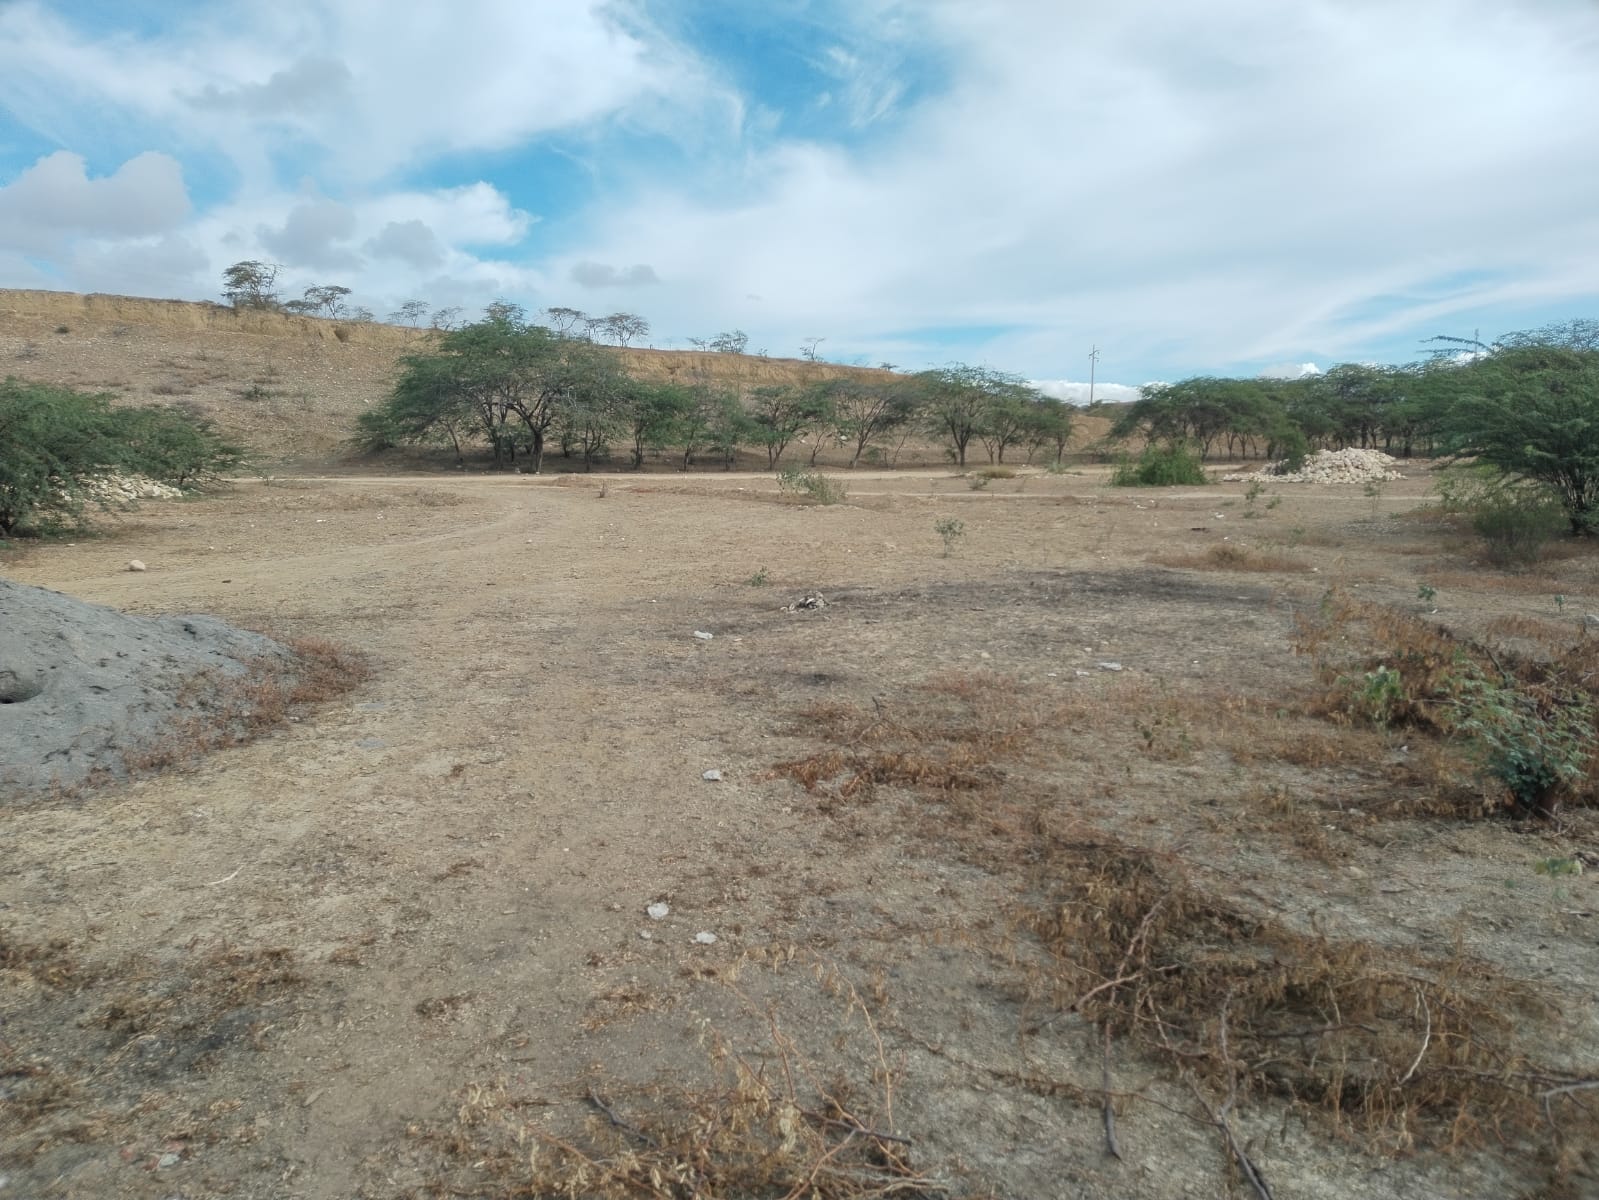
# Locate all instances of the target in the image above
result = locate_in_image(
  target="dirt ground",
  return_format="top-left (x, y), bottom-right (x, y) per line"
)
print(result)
top-left (4, 463), bottom-right (1598, 1199)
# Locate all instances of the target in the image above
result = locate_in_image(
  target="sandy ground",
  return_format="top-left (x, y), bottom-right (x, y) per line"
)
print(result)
top-left (3, 464), bottom-right (1597, 1199)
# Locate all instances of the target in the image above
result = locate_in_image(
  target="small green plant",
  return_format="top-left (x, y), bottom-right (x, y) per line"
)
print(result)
top-left (746, 567), bottom-right (770, 587)
top-left (1554, 594), bottom-right (1566, 615)
top-left (1110, 441), bottom-right (1209, 487)
top-left (934, 517), bottom-right (965, 557)
top-left (1417, 583), bottom-right (1437, 607)
top-left (776, 468), bottom-right (847, 505)
top-left (1454, 673), bottom-right (1592, 815)
top-left (1243, 479), bottom-right (1266, 516)
top-left (1533, 856), bottom-right (1583, 877)
top-left (1356, 665), bottom-right (1407, 725)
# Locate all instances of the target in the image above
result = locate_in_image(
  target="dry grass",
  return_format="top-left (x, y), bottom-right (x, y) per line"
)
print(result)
top-left (123, 635), bottom-right (369, 776)
top-left (1, 935), bottom-right (306, 1167)
top-left (764, 665), bottom-right (1599, 1193)
top-left (399, 981), bottom-right (945, 1200)
top-left (1020, 836), bottom-right (1581, 1151)
top-left (766, 672), bottom-right (1056, 805)
top-left (1153, 542), bottom-right (1312, 573)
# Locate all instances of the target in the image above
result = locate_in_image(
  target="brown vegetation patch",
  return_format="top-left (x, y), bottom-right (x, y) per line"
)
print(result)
top-left (1153, 542), bottom-right (1313, 573)
top-left (125, 635), bottom-right (369, 775)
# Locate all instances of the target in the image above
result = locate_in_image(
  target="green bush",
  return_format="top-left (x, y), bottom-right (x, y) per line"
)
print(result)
top-left (0, 378), bottom-right (247, 535)
top-left (1111, 441), bottom-right (1209, 487)
top-left (1469, 484), bottom-right (1566, 566)
top-left (776, 467), bottom-right (847, 505)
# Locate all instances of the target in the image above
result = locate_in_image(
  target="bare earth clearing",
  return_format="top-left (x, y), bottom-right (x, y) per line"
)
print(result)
top-left (4, 461), bottom-right (1598, 1199)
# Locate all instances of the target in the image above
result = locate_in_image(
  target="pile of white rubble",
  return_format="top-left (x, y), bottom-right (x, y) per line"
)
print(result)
top-left (83, 473), bottom-right (184, 503)
top-left (1223, 448), bottom-right (1405, 485)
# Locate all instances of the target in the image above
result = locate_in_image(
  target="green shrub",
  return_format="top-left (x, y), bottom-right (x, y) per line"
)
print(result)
top-left (776, 468), bottom-right (847, 505)
top-left (934, 517), bottom-right (965, 556)
top-left (1469, 484), bottom-right (1565, 566)
top-left (1111, 441), bottom-right (1209, 487)
top-left (0, 378), bottom-right (247, 535)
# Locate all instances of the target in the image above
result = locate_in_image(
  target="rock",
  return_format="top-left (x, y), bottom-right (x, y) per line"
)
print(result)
top-left (693, 931), bottom-right (718, 945)
top-left (1097, 662), bottom-right (1124, 672)
top-left (126, 560), bottom-right (147, 572)
top-left (646, 902), bottom-right (670, 920)
top-left (692, 630), bottom-right (714, 640)
top-left (702, 769), bottom-right (723, 782)
top-left (781, 593), bottom-right (827, 613)
top-left (157, 1153), bottom-right (181, 1169)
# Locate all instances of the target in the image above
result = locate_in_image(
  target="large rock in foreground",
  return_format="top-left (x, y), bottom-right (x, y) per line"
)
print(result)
top-left (0, 580), bottom-right (295, 798)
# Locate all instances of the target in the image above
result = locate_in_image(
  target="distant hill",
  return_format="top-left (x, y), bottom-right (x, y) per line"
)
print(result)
top-left (0, 289), bottom-right (1113, 469)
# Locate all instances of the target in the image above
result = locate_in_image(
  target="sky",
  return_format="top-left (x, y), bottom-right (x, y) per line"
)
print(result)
top-left (2, 1), bottom-right (1597, 402)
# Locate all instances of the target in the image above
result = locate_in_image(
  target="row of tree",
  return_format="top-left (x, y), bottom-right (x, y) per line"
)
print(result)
top-left (357, 304), bottom-right (1074, 473)
top-left (1110, 319), bottom-right (1599, 533)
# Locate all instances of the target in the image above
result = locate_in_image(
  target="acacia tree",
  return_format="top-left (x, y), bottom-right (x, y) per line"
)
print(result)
top-left (821, 376), bottom-right (918, 468)
top-left (595, 312), bottom-right (649, 347)
top-left (621, 380), bottom-right (693, 469)
top-left (222, 261), bottom-right (281, 310)
top-left (748, 383), bottom-right (830, 468)
top-left (915, 364), bottom-right (1029, 467)
top-left (1442, 342), bottom-right (1599, 534)
top-left (389, 300), bottom-right (429, 327)
top-left (542, 307), bottom-right (589, 338)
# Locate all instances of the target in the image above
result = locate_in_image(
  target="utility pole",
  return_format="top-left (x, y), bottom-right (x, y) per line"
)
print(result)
top-left (1088, 345), bottom-right (1100, 406)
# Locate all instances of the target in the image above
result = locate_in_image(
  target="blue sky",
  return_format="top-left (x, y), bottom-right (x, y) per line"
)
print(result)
top-left (2, 1), bottom-right (1598, 402)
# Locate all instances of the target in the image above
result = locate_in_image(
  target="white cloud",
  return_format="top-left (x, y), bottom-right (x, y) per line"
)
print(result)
top-left (2, 1), bottom-right (1598, 380)
top-left (1032, 380), bottom-right (1144, 406)
top-left (1259, 363), bottom-right (1321, 380)
top-left (0, 151), bottom-right (189, 252)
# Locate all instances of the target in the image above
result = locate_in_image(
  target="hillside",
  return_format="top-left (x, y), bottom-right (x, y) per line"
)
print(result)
top-left (0, 289), bottom-right (1113, 468)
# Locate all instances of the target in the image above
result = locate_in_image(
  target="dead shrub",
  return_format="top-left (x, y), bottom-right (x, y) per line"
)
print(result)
top-left (1021, 835), bottom-right (1588, 1157)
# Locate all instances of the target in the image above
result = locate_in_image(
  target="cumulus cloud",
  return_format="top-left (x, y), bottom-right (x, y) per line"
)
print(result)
top-left (569, 261), bottom-right (660, 288)
top-left (258, 197), bottom-right (361, 270)
top-left (366, 220), bottom-right (445, 271)
top-left (0, 151), bottom-right (190, 252)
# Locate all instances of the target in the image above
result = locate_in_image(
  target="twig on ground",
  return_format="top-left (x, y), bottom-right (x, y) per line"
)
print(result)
top-left (204, 866), bottom-right (243, 886)
top-left (1399, 986), bottom-right (1432, 1086)
top-left (1102, 1022), bottom-right (1122, 1160)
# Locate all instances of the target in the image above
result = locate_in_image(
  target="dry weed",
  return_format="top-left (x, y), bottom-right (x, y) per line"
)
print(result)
top-left (1154, 543), bottom-right (1312, 573)
top-left (399, 982), bottom-right (943, 1200)
top-left (1021, 835), bottom-right (1592, 1159)
top-left (767, 672), bottom-right (1054, 803)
